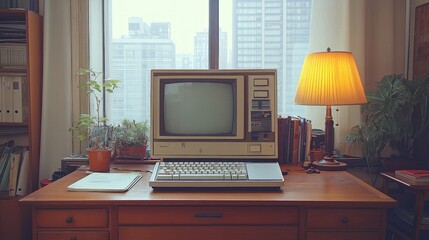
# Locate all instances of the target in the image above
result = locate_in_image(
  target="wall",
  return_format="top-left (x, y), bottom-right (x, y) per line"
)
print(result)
top-left (365, 0), bottom-right (406, 92)
top-left (338, 0), bottom-right (407, 156)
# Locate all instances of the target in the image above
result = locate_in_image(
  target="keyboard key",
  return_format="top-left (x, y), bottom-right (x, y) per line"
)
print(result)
top-left (238, 174), bottom-right (247, 180)
top-left (179, 174), bottom-right (225, 180)
top-left (157, 174), bottom-right (173, 180)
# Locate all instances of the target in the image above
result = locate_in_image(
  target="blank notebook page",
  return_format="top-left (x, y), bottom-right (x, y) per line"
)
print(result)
top-left (67, 172), bottom-right (142, 192)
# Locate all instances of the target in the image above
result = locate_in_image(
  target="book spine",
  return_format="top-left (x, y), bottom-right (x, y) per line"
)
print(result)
top-left (291, 118), bottom-right (299, 163)
top-left (395, 171), bottom-right (429, 182)
top-left (396, 170), bottom-right (429, 178)
top-left (277, 117), bottom-right (286, 164)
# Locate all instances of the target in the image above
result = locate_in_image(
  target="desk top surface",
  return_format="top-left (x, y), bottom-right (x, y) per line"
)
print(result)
top-left (20, 164), bottom-right (397, 208)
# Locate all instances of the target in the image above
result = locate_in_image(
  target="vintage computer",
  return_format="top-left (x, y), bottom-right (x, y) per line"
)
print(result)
top-left (149, 69), bottom-right (284, 188)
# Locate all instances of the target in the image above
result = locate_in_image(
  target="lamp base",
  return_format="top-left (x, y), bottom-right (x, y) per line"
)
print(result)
top-left (312, 157), bottom-right (347, 171)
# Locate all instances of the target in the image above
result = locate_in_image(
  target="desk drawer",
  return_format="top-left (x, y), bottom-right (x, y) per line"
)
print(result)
top-left (119, 206), bottom-right (298, 225)
top-left (119, 226), bottom-right (298, 240)
top-left (36, 209), bottom-right (109, 228)
top-left (38, 231), bottom-right (109, 240)
top-left (306, 231), bottom-right (379, 240)
top-left (306, 208), bottom-right (381, 229)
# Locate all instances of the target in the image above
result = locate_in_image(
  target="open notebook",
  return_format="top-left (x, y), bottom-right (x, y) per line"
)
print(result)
top-left (67, 172), bottom-right (142, 192)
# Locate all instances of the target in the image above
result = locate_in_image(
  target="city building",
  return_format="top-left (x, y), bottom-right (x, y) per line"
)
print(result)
top-left (107, 18), bottom-right (175, 124)
top-left (233, 0), bottom-right (311, 116)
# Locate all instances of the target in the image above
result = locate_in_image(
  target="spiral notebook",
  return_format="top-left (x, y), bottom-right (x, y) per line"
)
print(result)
top-left (67, 172), bottom-right (142, 192)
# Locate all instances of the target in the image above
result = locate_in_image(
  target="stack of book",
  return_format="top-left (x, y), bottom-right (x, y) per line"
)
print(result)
top-left (395, 169), bottom-right (429, 182)
top-left (0, 141), bottom-right (29, 196)
top-left (277, 115), bottom-right (312, 164)
top-left (0, 0), bottom-right (39, 12)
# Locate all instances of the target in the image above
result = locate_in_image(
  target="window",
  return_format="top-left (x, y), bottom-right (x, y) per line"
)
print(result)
top-left (102, 0), bottom-right (312, 124)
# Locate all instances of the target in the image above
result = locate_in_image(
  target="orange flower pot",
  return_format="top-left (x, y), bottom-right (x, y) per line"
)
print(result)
top-left (87, 148), bottom-right (112, 172)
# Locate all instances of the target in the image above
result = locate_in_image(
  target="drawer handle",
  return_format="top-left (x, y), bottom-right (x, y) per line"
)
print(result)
top-left (70, 238), bottom-right (77, 240)
top-left (65, 216), bottom-right (74, 224)
top-left (340, 216), bottom-right (349, 224)
top-left (194, 213), bottom-right (223, 219)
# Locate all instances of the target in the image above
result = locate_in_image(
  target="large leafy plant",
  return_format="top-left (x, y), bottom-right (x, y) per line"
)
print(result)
top-left (347, 74), bottom-right (429, 168)
top-left (69, 68), bottom-right (120, 149)
top-left (346, 75), bottom-right (429, 162)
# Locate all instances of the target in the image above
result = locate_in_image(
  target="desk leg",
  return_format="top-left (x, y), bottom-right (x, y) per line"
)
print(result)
top-left (381, 178), bottom-right (389, 194)
top-left (413, 192), bottom-right (424, 240)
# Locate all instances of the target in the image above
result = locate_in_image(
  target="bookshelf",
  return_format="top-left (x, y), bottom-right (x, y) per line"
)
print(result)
top-left (0, 9), bottom-right (42, 240)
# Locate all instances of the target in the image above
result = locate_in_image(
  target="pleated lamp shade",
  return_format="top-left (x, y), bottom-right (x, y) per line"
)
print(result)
top-left (295, 51), bottom-right (367, 106)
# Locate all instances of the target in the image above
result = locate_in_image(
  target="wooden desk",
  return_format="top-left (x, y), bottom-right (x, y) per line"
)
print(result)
top-left (20, 165), bottom-right (397, 240)
top-left (381, 172), bottom-right (429, 240)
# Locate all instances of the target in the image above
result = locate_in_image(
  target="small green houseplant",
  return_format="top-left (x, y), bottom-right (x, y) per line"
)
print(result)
top-left (113, 119), bottom-right (149, 160)
top-left (69, 68), bottom-right (120, 171)
top-left (346, 74), bottom-right (429, 178)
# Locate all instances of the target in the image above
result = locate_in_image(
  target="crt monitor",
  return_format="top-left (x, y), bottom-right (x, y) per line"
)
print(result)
top-left (150, 69), bottom-right (278, 160)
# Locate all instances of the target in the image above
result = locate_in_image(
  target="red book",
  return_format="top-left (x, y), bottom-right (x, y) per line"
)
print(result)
top-left (395, 170), bottom-right (429, 182)
top-left (395, 170), bottom-right (429, 178)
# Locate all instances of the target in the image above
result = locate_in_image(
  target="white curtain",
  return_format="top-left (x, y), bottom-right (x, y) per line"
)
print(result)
top-left (308, 0), bottom-right (406, 156)
top-left (39, 0), bottom-right (73, 181)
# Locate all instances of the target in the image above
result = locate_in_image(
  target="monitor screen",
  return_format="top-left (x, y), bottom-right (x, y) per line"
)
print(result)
top-left (163, 81), bottom-right (236, 136)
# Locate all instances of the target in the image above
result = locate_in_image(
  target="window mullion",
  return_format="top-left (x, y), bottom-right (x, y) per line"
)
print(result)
top-left (209, 0), bottom-right (219, 69)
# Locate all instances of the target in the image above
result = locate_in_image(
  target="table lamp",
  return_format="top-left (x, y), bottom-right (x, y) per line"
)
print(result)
top-left (294, 48), bottom-right (367, 170)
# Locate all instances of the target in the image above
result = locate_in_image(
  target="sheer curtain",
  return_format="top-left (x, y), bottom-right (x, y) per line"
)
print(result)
top-left (39, 0), bottom-right (72, 181)
top-left (39, 0), bottom-right (89, 181)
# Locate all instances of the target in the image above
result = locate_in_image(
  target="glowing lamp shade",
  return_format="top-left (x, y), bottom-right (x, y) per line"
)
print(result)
top-left (295, 50), bottom-right (367, 170)
top-left (295, 51), bottom-right (367, 106)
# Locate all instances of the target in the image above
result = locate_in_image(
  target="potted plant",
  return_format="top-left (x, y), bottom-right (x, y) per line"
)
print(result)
top-left (346, 74), bottom-right (429, 177)
top-left (69, 68), bottom-right (120, 172)
top-left (113, 119), bottom-right (149, 160)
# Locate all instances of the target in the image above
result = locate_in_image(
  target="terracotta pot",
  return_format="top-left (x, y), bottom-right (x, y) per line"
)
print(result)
top-left (116, 145), bottom-right (147, 160)
top-left (87, 148), bottom-right (112, 172)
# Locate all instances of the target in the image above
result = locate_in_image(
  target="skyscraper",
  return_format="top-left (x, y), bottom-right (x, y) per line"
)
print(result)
top-left (194, 30), bottom-right (228, 69)
top-left (233, 0), bottom-right (311, 116)
top-left (108, 18), bottom-right (175, 124)
top-left (194, 31), bottom-right (209, 69)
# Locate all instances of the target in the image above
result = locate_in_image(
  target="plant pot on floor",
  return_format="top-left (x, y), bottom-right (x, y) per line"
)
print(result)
top-left (87, 148), bottom-right (112, 172)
